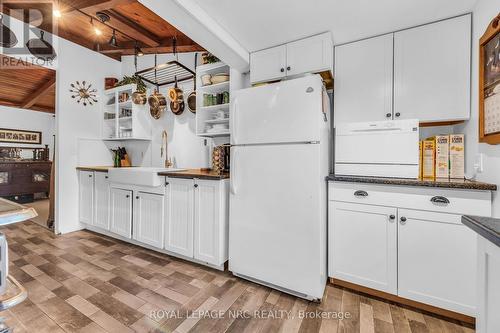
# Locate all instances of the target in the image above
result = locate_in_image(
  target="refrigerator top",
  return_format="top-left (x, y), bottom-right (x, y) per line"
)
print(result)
top-left (230, 75), bottom-right (328, 145)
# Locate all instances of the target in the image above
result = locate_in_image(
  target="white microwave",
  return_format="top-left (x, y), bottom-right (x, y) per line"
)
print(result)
top-left (335, 119), bottom-right (420, 179)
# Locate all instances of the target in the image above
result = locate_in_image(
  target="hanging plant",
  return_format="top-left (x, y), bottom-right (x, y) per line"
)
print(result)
top-left (116, 74), bottom-right (147, 93)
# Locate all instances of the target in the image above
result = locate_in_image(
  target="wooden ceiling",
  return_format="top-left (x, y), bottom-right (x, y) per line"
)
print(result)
top-left (1, 0), bottom-right (205, 60)
top-left (0, 55), bottom-right (56, 113)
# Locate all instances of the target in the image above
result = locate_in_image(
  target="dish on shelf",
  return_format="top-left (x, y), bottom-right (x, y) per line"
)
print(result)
top-left (201, 74), bottom-right (212, 86)
top-left (211, 73), bottom-right (229, 84)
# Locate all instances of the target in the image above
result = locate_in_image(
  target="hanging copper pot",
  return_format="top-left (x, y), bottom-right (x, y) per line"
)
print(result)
top-left (132, 90), bottom-right (147, 105)
top-left (148, 89), bottom-right (167, 119)
top-left (170, 100), bottom-right (185, 115)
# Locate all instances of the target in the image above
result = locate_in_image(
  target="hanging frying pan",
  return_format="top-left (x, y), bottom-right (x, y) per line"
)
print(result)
top-left (0, 14), bottom-right (17, 48)
top-left (26, 31), bottom-right (56, 61)
top-left (148, 53), bottom-right (167, 119)
top-left (170, 100), bottom-right (185, 115)
top-left (168, 75), bottom-right (183, 102)
top-left (187, 53), bottom-right (197, 113)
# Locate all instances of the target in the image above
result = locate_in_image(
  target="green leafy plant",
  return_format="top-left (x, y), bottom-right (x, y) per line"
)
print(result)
top-left (202, 52), bottom-right (220, 64)
top-left (116, 75), bottom-right (147, 93)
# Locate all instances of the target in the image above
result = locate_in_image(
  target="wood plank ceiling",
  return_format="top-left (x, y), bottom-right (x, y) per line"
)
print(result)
top-left (1, 0), bottom-right (205, 60)
top-left (0, 55), bottom-right (56, 113)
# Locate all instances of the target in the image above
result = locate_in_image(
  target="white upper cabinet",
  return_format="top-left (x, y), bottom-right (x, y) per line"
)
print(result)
top-left (334, 34), bottom-right (394, 123)
top-left (93, 172), bottom-right (109, 230)
top-left (394, 14), bottom-right (471, 122)
top-left (286, 33), bottom-right (333, 77)
top-left (134, 192), bottom-right (164, 249)
top-left (398, 208), bottom-right (477, 316)
top-left (79, 171), bottom-right (94, 225)
top-left (250, 45), bottom-right (287, 84)
top-left (250, 33), bottom-right (333, 85)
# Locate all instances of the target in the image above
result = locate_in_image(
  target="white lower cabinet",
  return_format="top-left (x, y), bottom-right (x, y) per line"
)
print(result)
top-left (398, 209), bottom-right (476, 315)
top-left (93, 173), bottom-right (110, 230)
top-left (329, 182), bottom-right (492, 316)
top-left (133, 192), bottom-right (164, 249)
top-left (109, 188), bottom-right (133, 238)
top-left (477, 235), bottom-right (500, 333)
top-left (164, 178), bottom-right (229, 268)
top-left (330, 202), bottom-right (397, 294)
top-left (78, 171), bottom-right (94, 224)
top-left (164, 178), bottom-right (194, 257)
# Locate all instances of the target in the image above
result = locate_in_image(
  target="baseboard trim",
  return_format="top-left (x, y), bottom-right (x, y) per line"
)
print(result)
top-left (329, 278), bottom-right (475, 325)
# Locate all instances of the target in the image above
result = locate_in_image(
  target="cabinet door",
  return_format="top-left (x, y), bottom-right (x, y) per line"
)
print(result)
top-left (93, 173), bottom-right (109, 230)
top-left (394, 15), bottom-right (471, 122)
top-left (334, 34), bottom-right (393, 123)
top-left (194, 180), bottom-right (222, 265)
top-left (109, 188), bottom-right (132, 238)
top-left (330, 201), bottom-right (397, 294)
top-left (78, 171), bottom-right (94, 224)
top-left (286, 33), bottom-right (332, 77)
top-left (398, 209), bottom-right (476, 315)
top-left (133, 192), bottom-right (164, 248)
top-left (250, 45), bottom-right (287, 84)
top-left (164, 178), bottom-right (194, 257)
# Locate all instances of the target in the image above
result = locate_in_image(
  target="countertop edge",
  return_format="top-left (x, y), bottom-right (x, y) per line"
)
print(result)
top-left (462, 215), bottom-right (500, 247)
top-left (327, 175), bottom-right (497, 191)
top-left (76, 167), bottom-right (110, 172)
top-left (76, 167), bottom-right (229, 179)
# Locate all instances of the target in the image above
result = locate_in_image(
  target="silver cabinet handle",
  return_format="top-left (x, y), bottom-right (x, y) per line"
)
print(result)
top-left (430, 196), bottom-right (450, 204)
top-left (354, 190), bottom-right (368, 197)
top-left (400, 216), bottom-right (407, 225)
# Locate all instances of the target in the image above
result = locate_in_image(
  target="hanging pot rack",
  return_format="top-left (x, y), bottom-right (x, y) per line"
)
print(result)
top-left (134, 38), bottom-right (195, 87)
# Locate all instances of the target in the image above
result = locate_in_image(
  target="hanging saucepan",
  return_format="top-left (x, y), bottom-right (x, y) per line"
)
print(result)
top-left (148, 89), bottom-right (167, 119)
top-left (170, 100), bottom-right (185, 115)
top-left (0, 14), bottom-right (17, 48)
top-left (132, 90), bottom-right (147, 105)
top-left (26, 30), bottom-right (56, 61)
top-left (187, 53), bottom-right (197, 113)
top-left (168, 76), bottom-right (183, 102)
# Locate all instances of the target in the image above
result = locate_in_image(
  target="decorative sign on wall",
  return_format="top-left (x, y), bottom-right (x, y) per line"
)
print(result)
top-left (69, 81), bottom-right (97, 106)
top-left (0, 128), bottom-right (42, 144)
top-left (479, 13), bottom-right (500, 144)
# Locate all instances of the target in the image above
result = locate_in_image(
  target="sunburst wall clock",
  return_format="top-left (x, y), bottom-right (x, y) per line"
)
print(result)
top-left (69, 81), bottom-right (98, 106)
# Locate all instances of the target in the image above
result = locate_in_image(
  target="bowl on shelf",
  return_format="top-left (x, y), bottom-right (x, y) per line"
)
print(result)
top-left (201, 74), bottom-right (212, 86)
top-left (211, 73), bottom-right (229, 84)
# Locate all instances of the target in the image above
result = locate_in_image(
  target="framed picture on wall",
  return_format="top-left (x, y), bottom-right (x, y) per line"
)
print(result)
top-left (0, 128), bottom-right (42, 145)
top-left (479, 12), bottom-right (500, 144)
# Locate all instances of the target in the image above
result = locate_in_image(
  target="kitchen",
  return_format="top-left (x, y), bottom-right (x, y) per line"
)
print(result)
top-left (0, 0), bottom-right (499, 332)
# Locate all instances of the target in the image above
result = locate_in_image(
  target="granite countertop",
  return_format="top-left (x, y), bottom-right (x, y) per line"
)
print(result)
top-left (328, 175), bottom-right (497, 191)
top-left (462, 215), bottom-right (500, 247)
top-left (76, 166), bottom-right (114, 172)
top-left (158, 168), bottom-right (229, 180)
top-left (0, 160), bottom-right (52, 164)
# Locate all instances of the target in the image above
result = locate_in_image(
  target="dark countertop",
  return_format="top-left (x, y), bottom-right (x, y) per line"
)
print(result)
top-left (0, 160), bottom-right (51, 164)
top-left (76, 166), bottom-right (114, 172)
top-left (327, 175), bottom-right (497, 191)
top-left (158, 168), bottom-right (229, 180)
top-left (462, 215), bottom-right (500, 247)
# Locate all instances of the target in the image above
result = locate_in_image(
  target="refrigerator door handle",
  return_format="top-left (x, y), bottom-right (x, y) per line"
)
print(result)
top-left (230, 147), bottom-right (237, 195)
top-left (230, 98), bottom-right (238, 145)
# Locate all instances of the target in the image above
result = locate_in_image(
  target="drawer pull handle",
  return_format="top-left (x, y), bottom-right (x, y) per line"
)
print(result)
top-left (400, 216), bottom-right (407, 225)
top-left (354, 190), bottom-right (368, 197)
top-left (389, 214), bottom-right (396, 220)
top-left (430, 196), bottom-right (450, 204)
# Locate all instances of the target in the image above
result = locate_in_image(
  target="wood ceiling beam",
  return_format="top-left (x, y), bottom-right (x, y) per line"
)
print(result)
top-left (59, 0), bottom-right (135, 13)
top-left (0, 98), bottom-right (54, 113)
top-left (98, 35), bottom-right (203, 54)
top-left (21, 77), bottom-right (56, 109)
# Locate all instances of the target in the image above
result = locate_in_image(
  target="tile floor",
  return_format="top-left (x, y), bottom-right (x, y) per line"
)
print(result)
top-left (0, 221), bottom-right (474, 333)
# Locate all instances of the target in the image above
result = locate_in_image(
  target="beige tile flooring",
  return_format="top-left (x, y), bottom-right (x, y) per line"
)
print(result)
top-left (24, 198), bottom-right (50, 229)
top-left (0, 221), bottom-right (473, 333)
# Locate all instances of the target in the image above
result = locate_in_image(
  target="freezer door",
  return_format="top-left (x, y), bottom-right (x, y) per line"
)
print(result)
top-left (229, 144), bottom-right (326, 299)
top-left (230, 75), bottom-right (323, 145)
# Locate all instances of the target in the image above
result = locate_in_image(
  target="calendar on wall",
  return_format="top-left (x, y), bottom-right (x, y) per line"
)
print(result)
top-left (479, 12), bottom-right (500, 144)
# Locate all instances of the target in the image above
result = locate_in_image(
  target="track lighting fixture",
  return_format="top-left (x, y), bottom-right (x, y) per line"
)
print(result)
top-left (109, 29), bottom-right (118, 47)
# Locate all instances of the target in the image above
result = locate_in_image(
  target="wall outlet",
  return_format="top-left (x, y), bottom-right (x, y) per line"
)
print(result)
top-left (474, 153), bottom-right (484, 173)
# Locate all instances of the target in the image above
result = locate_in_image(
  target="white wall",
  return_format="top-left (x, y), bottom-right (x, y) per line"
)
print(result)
top-left (0, 105), bottom-right (55, 159)
top-left (55, 39), bottom-right (121, 234)
top-left (457, 0), bottom-right (500, 217)
top-left (121, 53), bottom-right (211, 168)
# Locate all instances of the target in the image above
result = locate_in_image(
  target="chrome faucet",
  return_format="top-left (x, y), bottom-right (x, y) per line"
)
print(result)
top-left (161, 130), bottom-right (173, 168)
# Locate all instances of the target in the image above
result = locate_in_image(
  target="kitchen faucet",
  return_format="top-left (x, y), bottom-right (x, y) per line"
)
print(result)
top-left (161, 130), bottom-right (173, 168)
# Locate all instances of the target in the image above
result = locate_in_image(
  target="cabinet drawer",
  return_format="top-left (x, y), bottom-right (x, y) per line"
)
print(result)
top-left (329, 182), bottom-right (491, 216)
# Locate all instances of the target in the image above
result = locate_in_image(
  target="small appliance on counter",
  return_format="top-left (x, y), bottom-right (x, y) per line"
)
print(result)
top-left (335, 119), bottom-right (420, 178)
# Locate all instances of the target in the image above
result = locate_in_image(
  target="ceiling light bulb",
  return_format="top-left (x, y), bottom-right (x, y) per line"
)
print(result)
top-left (53, 9), bottom-right (61, 18)
top-left (94, 27), bottom-right (102, 36)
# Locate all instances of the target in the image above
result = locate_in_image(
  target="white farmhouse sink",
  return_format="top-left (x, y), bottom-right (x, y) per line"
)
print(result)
top-left (108, 167), bottom-right (186, 187)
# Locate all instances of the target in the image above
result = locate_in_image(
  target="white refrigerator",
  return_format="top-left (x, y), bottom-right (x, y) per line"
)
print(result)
top-left (229, 75), bottom-right (330, 301)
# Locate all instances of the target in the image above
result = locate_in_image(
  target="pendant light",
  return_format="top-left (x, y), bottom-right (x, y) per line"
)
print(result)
top-left (135, 41), bottom-right (144, 57)
top-left (108, 29), bottom-right (118, 47)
